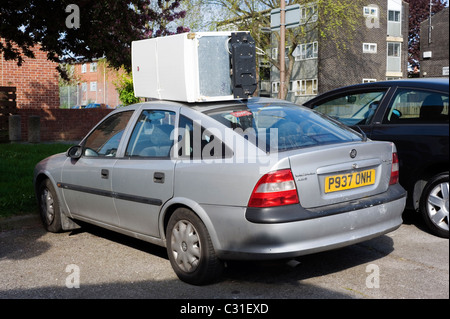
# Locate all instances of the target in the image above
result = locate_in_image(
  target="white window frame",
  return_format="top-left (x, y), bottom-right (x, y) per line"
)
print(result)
top-left (300, 4), bottom-right (318, 24)
top-left (363, 6), bottom-right (378, 17)
top-left (90, 81), bottom-right (97, 92)
top-left (272, 82), bottom-right (279, 94)
top-left (272, 48), bottom-right (278, 60)
top-left (293, 79), bottom-right (318, 96)
top-left (388, 42), bottom-right (401, 57)
top-left (363, 43), bottom-right (377, 54)
top-left (295, 42), bottom-right (318, 61)
top-left (81, 82), bottom-right (87, 92)
top-left (81, 63), bottom-right (87, 73)
top-left (90, 62), bottom-right (97, 72)
top-left (388, 10), bottom-right (401, 22)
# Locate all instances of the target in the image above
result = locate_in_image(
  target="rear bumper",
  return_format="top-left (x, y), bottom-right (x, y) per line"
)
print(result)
top-left (203, 184), bottom-right (406, 260)
top-left (246, 184), bottom-right (406, 223)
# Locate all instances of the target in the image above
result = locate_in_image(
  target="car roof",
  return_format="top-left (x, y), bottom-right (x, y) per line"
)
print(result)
top-left (352, 78), bottom-right (448, 89)
top-left (111, 97), bottom-right (288, 115)
top-left (304, 78), bottom-right (449, 105)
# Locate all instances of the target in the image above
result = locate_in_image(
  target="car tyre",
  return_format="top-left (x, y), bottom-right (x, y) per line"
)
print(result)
top-left (166, 208), bottom-right (224, 285)
top-left (38, 179), bottom-right (63, 233)
top-left (419, 173), bottom-right (449, 238)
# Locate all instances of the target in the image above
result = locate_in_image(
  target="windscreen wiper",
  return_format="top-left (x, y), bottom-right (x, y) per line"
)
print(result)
top-left (355, 125), bottom-right (368, 142)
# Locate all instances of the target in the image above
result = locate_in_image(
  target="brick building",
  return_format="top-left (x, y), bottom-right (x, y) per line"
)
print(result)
top-left (1, 42), bottom-right (114, 142)
top-left (420, 7), bottom-right (449, 78)
top-left (69, 60), bottom-right (122, 108)
top-left (269, 0), bottom-right (409, 104)
top-left (0, 41), bottom-right (60, 109)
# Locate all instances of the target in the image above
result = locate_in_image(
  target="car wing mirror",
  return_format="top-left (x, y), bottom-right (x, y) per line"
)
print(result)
top-left (66, 145), bottom-right (82, 159)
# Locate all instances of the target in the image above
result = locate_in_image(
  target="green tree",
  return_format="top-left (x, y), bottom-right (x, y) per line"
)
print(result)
top-left (402, 0), bottom-right (446, 66)
top-left (115, 72), bottom-right (141, 106)
top-left (0, 0), bottom-right (188, 78)
top-left (210, 0), bottom-right (364, 99)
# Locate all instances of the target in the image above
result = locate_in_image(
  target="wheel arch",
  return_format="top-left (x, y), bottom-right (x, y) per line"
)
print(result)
top-left (412, 165), bottom-right (449, 211)
top-left (159, 198), bottom-right (221, 251)
top-left (34, 171), bottom-right (79, 231)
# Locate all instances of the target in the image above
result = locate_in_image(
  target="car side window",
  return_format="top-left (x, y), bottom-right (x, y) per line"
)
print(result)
top-left (177, 115), bottom-right (233, 160)
top-left (83, 111), bottom-right (133, 157)
top-left (125, 110), bottom-right (176, 158)
top-left (312, 90), bottom-right (386, 126)
top-left (383, 89), bottom-right (449, 124)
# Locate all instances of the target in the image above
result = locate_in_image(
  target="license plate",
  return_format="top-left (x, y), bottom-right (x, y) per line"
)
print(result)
top-left (325, 169), bottom-right (376, 193)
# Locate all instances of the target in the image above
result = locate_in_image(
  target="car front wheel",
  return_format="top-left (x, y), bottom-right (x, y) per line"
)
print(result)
top-left (420, 173), bottom-right (449, 238)
top-left (166, 208), bottom-right (224, 285)
top-left (38, 179), bottom-right (63, 233)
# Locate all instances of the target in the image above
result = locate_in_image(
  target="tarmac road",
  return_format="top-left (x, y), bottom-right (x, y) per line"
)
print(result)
top-left (0, 210), bottom-right (448, 304)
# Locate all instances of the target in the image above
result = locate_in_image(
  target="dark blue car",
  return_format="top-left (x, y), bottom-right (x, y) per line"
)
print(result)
top-left (304, 78), bottom-right (449, 238)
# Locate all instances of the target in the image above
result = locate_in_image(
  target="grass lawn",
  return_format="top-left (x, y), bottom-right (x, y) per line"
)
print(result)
top-left (0, 143), bottom-right (73, 218)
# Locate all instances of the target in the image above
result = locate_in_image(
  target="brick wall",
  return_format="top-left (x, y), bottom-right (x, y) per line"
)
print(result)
top-left (16, 108), bottom-right (113, 142)
top-left (0, 41), bottom-right (60, 109)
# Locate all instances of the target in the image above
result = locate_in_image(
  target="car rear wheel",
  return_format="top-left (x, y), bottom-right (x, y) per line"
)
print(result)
top-left (38, 179), bottom-right (63, 233)
top-left (166, 208), bottom-right (224, 285)
top-left (420, 173), bottom-right (449, 238)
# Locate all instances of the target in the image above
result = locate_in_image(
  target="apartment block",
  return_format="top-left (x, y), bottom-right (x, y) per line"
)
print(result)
top-left (269, 0), bottom-right (409, 104)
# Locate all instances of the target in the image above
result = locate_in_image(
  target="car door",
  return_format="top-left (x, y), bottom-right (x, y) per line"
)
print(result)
top-left (111, 106), bottom-right (178, 238)
top-left (61, 110), bottom-right (134, 226)
top-left (370, 87), bottom-right (449, 190)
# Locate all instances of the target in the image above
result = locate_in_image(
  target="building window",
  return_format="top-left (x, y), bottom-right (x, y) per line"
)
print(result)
top-left (387, 9), bottom-right (402, 36)
top-left (81, 82), bottom-right (87, 92)
top-left (292, 79), bottom-right (318, 96)
top-left (387, 42), bottom-right (402, 73)
top-left (386, 77), bottom-right (402, 81)
top-left (388, 43), bottom-right (401, 57)
top-left (90, 81), bottom-right (97, 92)
top-left (363, 6), bottom-right (378, 17)
top-left (81, 63), bottom-right (87, 73)
top-left (272, 82), bottom-right (279, 94)
top-left (272, 48), bottom-right (278, 60)
top-left (294, 42), bottom-right (318, 61)
top-left (300, 4), bottom-right (318, 24)
top-left (363, 43), bottom-right (377, 54)
top-left (272, 47), bottom-right (291, 60)
top-left (388, 10), bottom-right (401, 22)
top-left (90, 62), bottom-right (97, 72)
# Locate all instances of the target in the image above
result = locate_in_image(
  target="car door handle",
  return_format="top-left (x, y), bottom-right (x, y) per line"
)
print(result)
top-left (153, 172), bottom-right (165, 183)
top-left (101, 169), bottom-right (109, 179)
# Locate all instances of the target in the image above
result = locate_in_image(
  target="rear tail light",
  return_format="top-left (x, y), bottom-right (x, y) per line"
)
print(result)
top-left (390, 152), bottom-right (399, 185)
top-left (248, 169), bottom-right (299, 208)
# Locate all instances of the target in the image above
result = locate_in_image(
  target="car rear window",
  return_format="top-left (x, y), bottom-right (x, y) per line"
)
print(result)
top-left (205, 101), bottom-right (362, 152)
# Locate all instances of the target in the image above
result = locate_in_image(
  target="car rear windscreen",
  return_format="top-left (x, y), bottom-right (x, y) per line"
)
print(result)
top-left (206, 101), bottom-right (362, 153)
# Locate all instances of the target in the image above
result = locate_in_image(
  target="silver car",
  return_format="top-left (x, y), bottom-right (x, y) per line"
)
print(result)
top-left (34, 97), bottom-right (406, 285)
